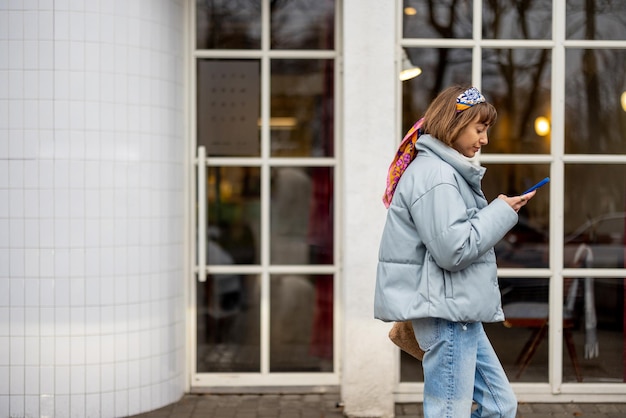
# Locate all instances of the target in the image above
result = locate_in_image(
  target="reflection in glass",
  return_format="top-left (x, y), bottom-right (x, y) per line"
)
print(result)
top-left (567, 0), bottom-right (626, 40)
top-left (271, 0), bottom-right (335, 49)
top-left (270, 275), bottom-right (333, 372)
top-left (196, 0), bottom-right (261, 49)
top-left (564, 49), bottom-right (626, 154)
top-left (483, 164), bottom-right (550, 269)
top-left (401, 48), bottom-right (472, 133)
top-left (207, 166), bottom-right (260, 265)
top-left (270, 60), bottom-right (334, 157)
top-left (270, 167), bottom-right (334, 265)
top-left (482, 0), bottom-right (552, 39)
top-left (481, 48), bottom-right (551, 154)
top-left (197, 60), bottom-right (261, 157)
top-left (564, 165), bottom-right (626, 269)
top-left (402, 0), bottom-right (472, 39)
top-left (562, 278), bottom-right (624, 383)
top-left (197, 274), bottom-right (260, 372)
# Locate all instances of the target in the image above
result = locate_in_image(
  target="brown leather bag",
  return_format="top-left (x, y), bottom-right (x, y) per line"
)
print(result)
top-left (388, 321), bottom-right (425, 361)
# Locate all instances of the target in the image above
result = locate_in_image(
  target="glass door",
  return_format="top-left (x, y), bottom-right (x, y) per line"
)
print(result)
top-left (191, 0), bottom-right (340, 388)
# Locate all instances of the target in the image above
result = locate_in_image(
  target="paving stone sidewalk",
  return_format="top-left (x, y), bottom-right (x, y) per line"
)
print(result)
top-left (132, 394), bottom-right (626, 418)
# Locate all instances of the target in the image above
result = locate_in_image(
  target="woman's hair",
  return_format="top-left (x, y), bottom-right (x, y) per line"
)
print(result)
top-left (421, 85), bottom-right (497, 146)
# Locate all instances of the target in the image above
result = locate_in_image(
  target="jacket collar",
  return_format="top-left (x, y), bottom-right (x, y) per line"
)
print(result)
top-left (416, 134), bottom-right (486, 192)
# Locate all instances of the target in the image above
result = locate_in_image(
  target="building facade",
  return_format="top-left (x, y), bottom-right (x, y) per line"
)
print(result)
top-left (1, 1), bottom-right (625, 417)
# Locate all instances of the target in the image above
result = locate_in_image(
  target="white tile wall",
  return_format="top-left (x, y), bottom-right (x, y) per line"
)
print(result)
top-left (0, 1), bottom-right (186, 416)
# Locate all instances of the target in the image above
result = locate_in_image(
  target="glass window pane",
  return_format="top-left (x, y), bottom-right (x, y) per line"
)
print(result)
top-left (564, 165), bottom-right (626, 269)
top-left (270, 274), bottom-right (334, 372)
top-left (567, 0), bottom-right (626, 40)
top-left (401, 48), bottom-right (472, 133)
top-left (402, 0), bottom-right (472, 39)
top-left (482, 48), bottom-right (552, 154)
top-left (271, 0), bottom-right (335, 49)
top-left (206, 166), bottom-right (260, 265)
top-left (271, 167), bottom-right (334, 265)
top-left (487, 278), bottom-right (551, 383)
top-left (483, 164), bottom-right (550, 269)
top-left (563, 278), bottom-right (625, 383)
top-left (196, 0), bottom-right (261, 49)
top-left (197, 274), bottom-right (260, 372)
top-left (564, 49), bottom-right (626, 154)
top-left (483, 0), bottom-right (552, 39)
top-left (197, 60), bottom-right (261, 157)
top-left (270, 59), bottom-right (334, 157)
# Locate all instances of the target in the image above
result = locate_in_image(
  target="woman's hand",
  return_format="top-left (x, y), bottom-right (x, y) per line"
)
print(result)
top-left (498, 190), bottom-right (537, 212)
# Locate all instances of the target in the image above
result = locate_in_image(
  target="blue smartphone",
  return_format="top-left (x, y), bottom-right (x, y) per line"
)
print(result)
top-left (522, 177), bottom-right (550, 194)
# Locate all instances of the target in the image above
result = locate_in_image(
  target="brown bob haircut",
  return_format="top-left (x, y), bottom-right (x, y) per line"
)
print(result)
top-left (421, 85), bottom-right (497, 146)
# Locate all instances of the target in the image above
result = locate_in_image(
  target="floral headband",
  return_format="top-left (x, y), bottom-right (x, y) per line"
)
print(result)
top-left (456, 86), bottom-right (486, 112)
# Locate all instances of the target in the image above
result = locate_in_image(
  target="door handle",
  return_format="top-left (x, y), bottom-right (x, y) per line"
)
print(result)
top-left (197, 146), bottom-right (207, 282)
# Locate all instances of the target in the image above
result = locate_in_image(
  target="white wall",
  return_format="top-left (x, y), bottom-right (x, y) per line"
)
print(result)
top-left (342, 1), bottom-right (398, 417)
top-left (0, 1), bottom-right (186, 417)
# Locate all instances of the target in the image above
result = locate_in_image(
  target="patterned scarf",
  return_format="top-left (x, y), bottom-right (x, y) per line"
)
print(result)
top-left (382, 118), bottom-right (424, 208)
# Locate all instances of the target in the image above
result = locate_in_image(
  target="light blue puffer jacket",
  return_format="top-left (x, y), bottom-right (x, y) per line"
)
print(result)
top-left (374, 134), bottom-right (518, 323)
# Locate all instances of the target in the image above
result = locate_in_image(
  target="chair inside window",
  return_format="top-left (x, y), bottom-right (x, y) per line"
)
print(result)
top-left (501, 244), bottom-right (594, 383)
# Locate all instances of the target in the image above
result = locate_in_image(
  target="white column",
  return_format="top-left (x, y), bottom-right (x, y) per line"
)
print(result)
top-left (342, 1), bottom-right (398, 417)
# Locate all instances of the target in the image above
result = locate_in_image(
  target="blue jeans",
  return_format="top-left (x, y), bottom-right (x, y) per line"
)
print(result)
top-left (411, 318), bottom-right (517, 418)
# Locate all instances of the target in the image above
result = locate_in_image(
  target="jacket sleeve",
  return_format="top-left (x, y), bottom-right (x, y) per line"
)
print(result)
top-left (410, 182), bottom-right (518, 272)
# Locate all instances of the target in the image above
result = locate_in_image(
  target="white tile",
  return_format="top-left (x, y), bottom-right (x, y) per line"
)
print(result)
top-left (39, 279), bottom-right (54, 307)
top-left (0, 337), bottom-right (7, 365)
top-left (23, 276), bottom-right (39, 305)
top-left (69, 190), bottom-right (85, 219)
top-left (8, 130), bottom-right (24, 159)
top-left (9, 306), bottom-right (25, 336)
top-left (69, 248), bottom-right (84, 278)
top-left (70, 393), bottom-right (85, 418)
top-left (0, 366), bottom-right (7, 393)
top-left (9, 248), bottom-right (25, 278)
top-left (70, 364), bottom-right (85, 392)
top-left (38, 10), bottom-right (53, 40)
top-left (115, 389), bottom-right (128, 417)
top-left (54, 100), bottom-right (70, 130)
top-left (84, 219), bottom-right (98, 248)
top-left (10, 336), bottom-right (24, 365)
top-left (69, 100), bottom-right (85, 130)
top-left (39, 336), bottom-right (54, 364)
top-left (55, 338), bottom-right (70, 367)
top-left (24, 366), bottom-right (38, 394)
top-left (10, 277), bottom-right (24, 305)
top-left (23, 11), bottom-right (38, 39)
top-left (69, 11), bottom-right (84, 42)
top-left (38, 40), bottom-right (53, 70)
top-left (39, 394), bottom-right (54, 418)
top-left (100, 362), bottom-right (114, 392)
top-left (39, 366), bottom-right (54, 394)
top-left (24, 395), bottom-right (39, 417)
top-left (8, 96), bottom-right (23, 129)
top-left (38, 103), bottom-right (53, 132)
top-left (9, 189), bottom-right (24, 218)
top-left (10, 365), bottom-right (24, 394)
top-left (99, 307), bottom-right (114, 336)
top-left (23, 99), bottom-right (38, 130)
top-left (0, 249), bottom-right (8, 277)
top-left (24, 336), bottom-right (39, 365)
top-left (68, 70), bottom-right (85, 100)
top-left (100, 247), bottom-right (113, 276)
top-left (8, 40), bottom-right (24, 70)
top-left (84, 279), bottom-right (99, 307)
top-left (0, 278), bottom-right (8, 306)
top-left (38, 249), bottom-right (53, 279)
top-left (23, 40), bottom-right (38, 69)
top-left (84, 248), bottom-right (99, 278)
top-left (23, 158), bottom-right (38, 189)
top-left (24, 307), bottom-right (40, 336)
top-left (8, 11), bottom-right (23, 40)
top-left (54, 218), bottom-right (70, 248)
top-left (69, 132), bottom-right (85, 161)
top-left (85, 393), bottom-right (99, 416)
top-left (9, 160), bottom-right (23, 189)
top-left (9, 218), bottom-right (24, 248)
top-left (54, 278), bottom-right (70, 307)
top-left (54, 11), bottom-right (69, 40)
top-left (70, 279), bottom-right (85, 307)
top-left (101, 391), bottom-right (114, 417)
top-left (8, 70), bottom-right (23, 100)
top-left (69, 217), bottom-right (85, 248)
top-left (54, 39), bottom-right (70, 70)
top-left (54, 394), bottom-right (70, 417)
top-left (9, 395), bottom-right (24, 417)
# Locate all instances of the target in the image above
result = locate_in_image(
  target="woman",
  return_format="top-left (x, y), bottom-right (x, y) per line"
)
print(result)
top-left (374, 85), bottom-right (534, 417)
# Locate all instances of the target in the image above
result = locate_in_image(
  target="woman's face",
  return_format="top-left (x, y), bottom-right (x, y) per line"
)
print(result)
top-left (452, 117), bottom-right (489, 158)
